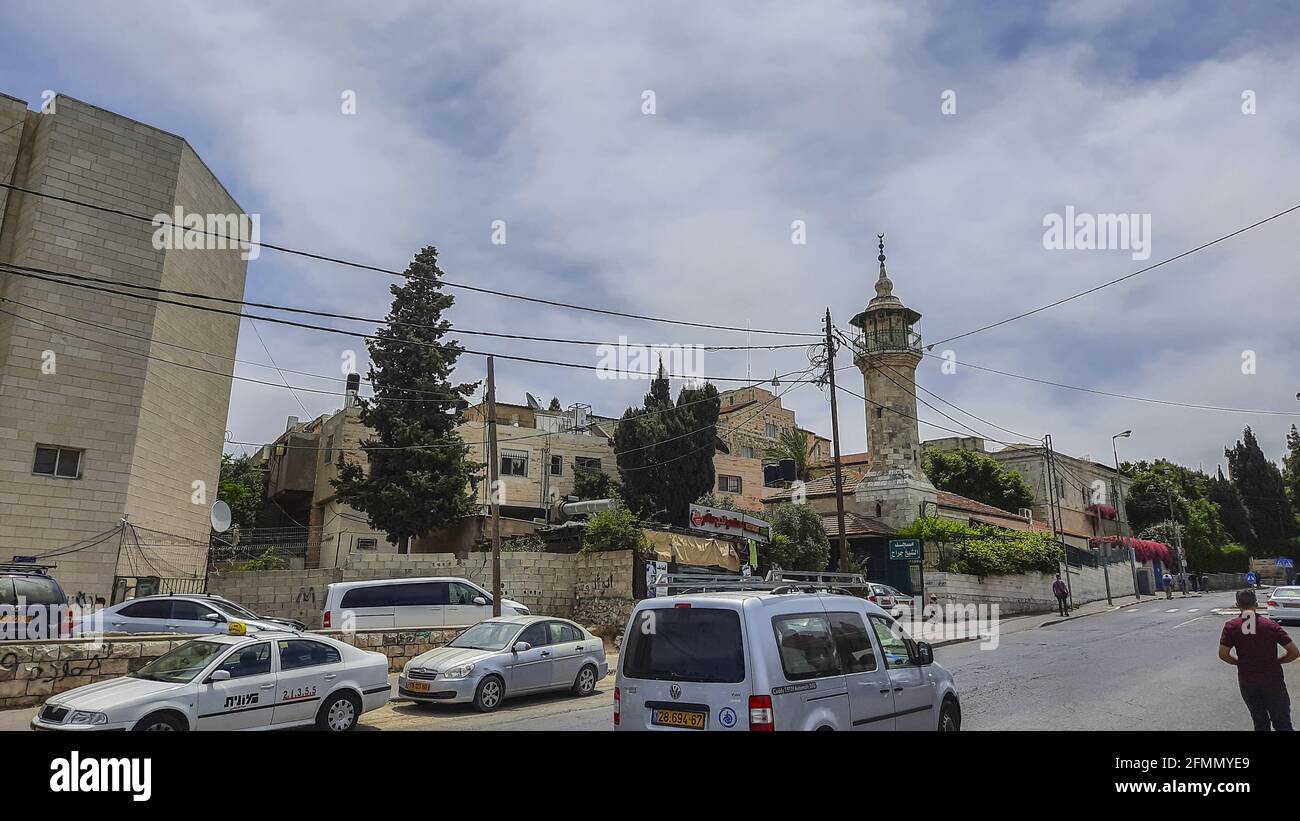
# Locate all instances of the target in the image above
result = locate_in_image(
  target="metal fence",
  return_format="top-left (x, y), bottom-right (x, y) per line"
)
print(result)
top-left (208, 526), bottom-right (314, 565)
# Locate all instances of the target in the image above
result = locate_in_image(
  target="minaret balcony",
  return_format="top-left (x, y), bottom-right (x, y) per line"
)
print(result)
top-left (849, 329), bottom-right (922, 357)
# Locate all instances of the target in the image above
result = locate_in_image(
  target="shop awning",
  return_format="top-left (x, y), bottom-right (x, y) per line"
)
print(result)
top-left (642, 529), bottom-right (741, 572)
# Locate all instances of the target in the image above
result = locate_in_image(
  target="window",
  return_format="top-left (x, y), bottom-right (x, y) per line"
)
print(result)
top-left (868, 616), bottom-right (915, 668)
top-left (518, 622), bottom-right (550, 648)
top-left (340, 582), bottom-right (448, 609)
top-left (547, 621), bottom-right (582, 644)
top-left (118, 600), bottom-right (172, 620)
top-left (764, 423), bottom-right (778, 438)
top-left (355, 538), bottom-right (378, 550)
top-left (322, 435), bottom-right (334, 464)
top-left (875, 501), bottom-right (883, 518)
top-left (215, 642), bottom-right (272, 679)
top-left (772, 614), bottom-right (840, 681)
top-left (740, 446), bottom-right (755, 459)
top-left (170, 600), bottom-right (218, 622)
top-left (622, 608), bottom-right (745, 683)
top-left (550, 455), bottom-right (563, 476)
top-left (32, 446), bottom-right (81, 479)
top-left (876, 407), bottom-right (884, 418)
top-left (448, 582), bottom-right (483, 605)
top-left (501, 449), bottom-right (528, 476)
top-left (719, 474), bottom-right (742, 494)
top-left (11, 576), bottom-right (64, 606)
top-left (574, 456), bottom-right (602, 474)
top-left (278, 639), bottom-right (341, 671)
top-left (828, 612), bottom-right (877, 673)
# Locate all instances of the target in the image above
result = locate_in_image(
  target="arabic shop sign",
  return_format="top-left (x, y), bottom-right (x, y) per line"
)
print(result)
top-left (688, 504), bottom-right (770, 543)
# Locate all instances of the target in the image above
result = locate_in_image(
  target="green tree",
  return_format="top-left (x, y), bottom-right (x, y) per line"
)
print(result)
top-left (548, 397), bottom-right (562, 412)
top-left (217, 453), bottom-right (264, 529)
top-left (614, 364), bottom-right (719, 525)
top-left (763, 428), bottom-right (814, 481)
top-left (760, 502), bottom-right (829, 573)
top-left (1208, 467), bottom-right (1257, 547)
top-left (573, 468), bottom-right (619, 501)
top-left (581, 503), bottom-right (647, 554)
top-left (333, 247), bottom-right (481, 552)
top-left (1284, 425), bottom-right (1300, 521)
top-left (921, 449), bottom-right (1034, 513)
top-left (1225, 427), bottom-right (1296, 550)
top-left (1124, 471), bottom-right (1189, 534)
top-left (695, 493), bottom-right (741, 511)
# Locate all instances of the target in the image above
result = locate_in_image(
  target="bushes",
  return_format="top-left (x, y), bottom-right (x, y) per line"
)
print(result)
top-left (581, 503), bottom-right (647, 554)
top-left (895, 516), bottom-right (1062, 578)
top-left (761, 503), bottom-right (830, 573)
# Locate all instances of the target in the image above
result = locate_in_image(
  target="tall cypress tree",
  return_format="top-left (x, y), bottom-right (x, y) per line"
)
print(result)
top-left (1208, 466), bottom-right (1256, 547)
top-left (614, 364), bottom-right (718, 524)
top-left (333, 247), bottom-right (480, 552)
top-left (1224, 427), bottom-right (1295, 551)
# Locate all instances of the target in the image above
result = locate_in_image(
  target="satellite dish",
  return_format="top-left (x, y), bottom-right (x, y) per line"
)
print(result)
top-left (210, 501), bottom-right (233, 533)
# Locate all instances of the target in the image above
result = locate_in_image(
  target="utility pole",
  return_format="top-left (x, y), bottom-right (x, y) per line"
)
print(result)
top-left (486, 356), bottom-right (502, 617)
top-left (1167, 486), bottom-right (1186, 593)
top-left (1112, 431), bottom-right (1139, 599)
top-left (1044, 435), bottom-right (1071, 609)
top-left (825, 309), bottom-right (850, 575)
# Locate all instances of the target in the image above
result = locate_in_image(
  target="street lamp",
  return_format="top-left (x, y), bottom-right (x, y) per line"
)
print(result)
top-left (1112, 431), bottom-right (1139, 600)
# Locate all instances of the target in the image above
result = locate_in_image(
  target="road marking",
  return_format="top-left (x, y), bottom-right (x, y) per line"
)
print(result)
top-left (1125, 609), bottom-right (1139, 613)
top-left (1188, 608), bottom-right (1199, 612)
top-left (1173, 616), bottom-right (1206, 629)
top-left (1166, 608), bottom-right (1180, 613)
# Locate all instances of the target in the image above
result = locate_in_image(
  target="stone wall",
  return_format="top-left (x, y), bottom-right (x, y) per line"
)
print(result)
top-left (926, 558), bottom-right (1138, 616)
top-left (0, 626), bottom-right (463, 710)
top-left (208, 550), bottom-right (639, 630)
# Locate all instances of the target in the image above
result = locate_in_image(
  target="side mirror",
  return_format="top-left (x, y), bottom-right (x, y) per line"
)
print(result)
top-left (208, 669), bottom-right (232, 683)
top-left (472, 596), bottom-right (487, 606)
top-left (512, 641), bottom-right (531, 653)
top-left (913, 642), bottom-right (934, 666)
top-left (203, 613), bottom-right (224, 622)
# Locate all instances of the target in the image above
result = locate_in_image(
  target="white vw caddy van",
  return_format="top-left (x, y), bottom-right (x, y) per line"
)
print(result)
top-left (614, 589), bottom-right (960, 731)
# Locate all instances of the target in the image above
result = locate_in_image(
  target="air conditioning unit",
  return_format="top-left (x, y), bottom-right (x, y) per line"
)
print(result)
top-left (1019, 508), bottom-right (1033, 524)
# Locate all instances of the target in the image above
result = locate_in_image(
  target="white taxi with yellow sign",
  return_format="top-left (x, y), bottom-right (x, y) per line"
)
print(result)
top-left (31, 624), bottom-right (391, 731)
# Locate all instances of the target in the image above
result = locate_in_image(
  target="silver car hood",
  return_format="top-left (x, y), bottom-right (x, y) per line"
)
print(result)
top-left (407, 645), bottom-right (497, 671)
top-left (48, 675), bottom-right (187, 713)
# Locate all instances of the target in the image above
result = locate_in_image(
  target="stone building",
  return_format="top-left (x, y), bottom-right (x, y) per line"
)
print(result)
top-left (0, 93), bottom-right (248, 599)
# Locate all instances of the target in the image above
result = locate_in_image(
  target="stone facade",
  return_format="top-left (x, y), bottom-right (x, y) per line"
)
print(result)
top-left (926, 557), bottom-right (1138, 616)
top-left (0, 93), bottom-right (247, 599)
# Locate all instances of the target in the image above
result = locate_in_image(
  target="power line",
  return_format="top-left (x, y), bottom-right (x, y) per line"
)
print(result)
top-left (2, 261), bottom-right (811, 351)
top-left (249, 318), bottom-right (309, 417)
top-left (928, 201), bottom-right (1300, 347)
top-left (0, 180), bottom-right (822, 337)
top-left (919, 350), bottom-right (1300, 418)
top-left (2, 265), bottom-right (826, 383)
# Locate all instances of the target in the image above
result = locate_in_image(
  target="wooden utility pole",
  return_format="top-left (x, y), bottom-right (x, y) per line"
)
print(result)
top-left (1044, 435), bottom-right (1071, 608)
top-left (825, 309), bottom-right (850, 574)
top-left (486, 356), bottom-right (502, 617)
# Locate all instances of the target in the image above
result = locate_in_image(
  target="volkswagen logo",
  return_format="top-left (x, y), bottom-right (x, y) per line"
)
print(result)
top-left (669, 684), bottom-right (681, 700)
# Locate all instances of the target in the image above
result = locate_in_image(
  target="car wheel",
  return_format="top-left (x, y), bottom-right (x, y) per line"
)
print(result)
top-left (938, 698), bottom-right (961, 732)
top-left (132, 711), bottom-right (185, 732)
top-left (573, 664), bottom-right (598, 696)
top-left (473, 675), bottom-right (505, 712)
top-left (317, 692), bottom-right (360, 731)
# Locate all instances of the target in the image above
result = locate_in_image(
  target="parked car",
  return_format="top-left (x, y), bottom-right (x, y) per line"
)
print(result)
top-left (321, 577), bottom-right (529, 630)
top-left (73, 594), bottom-right (304, 636)
top-left (1266, 586), bottom-right (1300, 625)
top-left (0, 564), bottom-right (72, 640)
top-left (614, 589), bottom-right (960, 731)
top-left (31, 628), bottom-right (390, 731)
top-left (398, 615), bottom-right (607, 711)
top-left (867, 584), bottom-right (912, 611)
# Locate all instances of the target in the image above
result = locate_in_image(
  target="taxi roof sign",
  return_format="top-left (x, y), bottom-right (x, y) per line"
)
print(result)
top-left (228, 620), bottom-right (248, 636)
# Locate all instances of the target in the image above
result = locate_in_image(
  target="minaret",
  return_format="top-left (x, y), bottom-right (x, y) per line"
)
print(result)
top-left (847, 235), bottom-right (936, 528)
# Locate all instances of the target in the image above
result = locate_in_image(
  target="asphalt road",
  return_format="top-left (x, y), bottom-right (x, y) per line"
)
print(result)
top-left (1, 590), bottom-right (1293, 731)
top-left (936, 590), bottom-right (1299, 731)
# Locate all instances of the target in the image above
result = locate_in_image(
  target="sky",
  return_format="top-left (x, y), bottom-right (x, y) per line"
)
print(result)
top-left (3, 0), bottom-right (1299, 475)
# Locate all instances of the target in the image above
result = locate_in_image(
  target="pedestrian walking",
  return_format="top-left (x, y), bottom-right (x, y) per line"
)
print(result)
top-left (1179, 573), bottom-right (1188, 597)
top-left (1162, 571), bottom-right (1173, 600)
top-left (1218, 589), bottom-right (1299, 731)
top-left (1052, 574), bottom-right (1070, 617)
top-left (1201, 573), bottom-right (1209, 593)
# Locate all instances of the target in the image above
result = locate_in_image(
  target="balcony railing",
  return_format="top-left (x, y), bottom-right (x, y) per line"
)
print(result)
top-left (848, 329), bottom-right (922, 356)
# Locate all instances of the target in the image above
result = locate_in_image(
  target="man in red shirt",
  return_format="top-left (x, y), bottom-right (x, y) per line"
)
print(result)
top-left (1219, 589), bottom-right (1299, 731)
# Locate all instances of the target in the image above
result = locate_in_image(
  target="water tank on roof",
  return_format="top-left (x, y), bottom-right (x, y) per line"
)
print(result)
top-left (779, 458), bottom-right (797, 482)
top-left (763, 463), bottom-right (780, 487)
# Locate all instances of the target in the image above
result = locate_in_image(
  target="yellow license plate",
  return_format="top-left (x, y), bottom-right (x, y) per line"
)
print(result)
top-left (653, 709), bottom-right (706, 729)
top-left (407, 681), bottom-right (431, 693)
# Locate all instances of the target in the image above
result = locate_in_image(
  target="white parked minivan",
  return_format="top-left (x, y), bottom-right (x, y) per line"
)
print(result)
top-left (321, 577), bottom-right (529, 630)
top-left (614, 589), bottom-right (960, 731)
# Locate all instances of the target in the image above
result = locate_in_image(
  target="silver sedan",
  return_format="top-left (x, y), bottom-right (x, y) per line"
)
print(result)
top-left (398, 615), bottom-right (608, 712)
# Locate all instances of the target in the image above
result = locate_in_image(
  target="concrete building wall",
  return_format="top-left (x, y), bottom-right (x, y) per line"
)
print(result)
top-left (0, 94), bottom-right (247, 599)
top-left (711, 452), bottom-right (769, 512)
top-left (460, 420), bottom-right (618, 512)
top-left (989, 448), bottom-right (1130, 540)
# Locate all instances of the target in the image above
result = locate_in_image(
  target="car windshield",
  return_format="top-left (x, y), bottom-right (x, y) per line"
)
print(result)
top-left (130, 640), bottom-right (228, 683)
top-left (1273, 588), bottom-right (1300, 598)
top-left (448, 621), bottom-right (521, 650)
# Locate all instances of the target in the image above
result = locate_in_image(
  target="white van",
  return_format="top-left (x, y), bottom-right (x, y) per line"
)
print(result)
top-left (614, 589), bottom-right (960, 731)
top-left (321, 577), bottom-right (529, 630)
